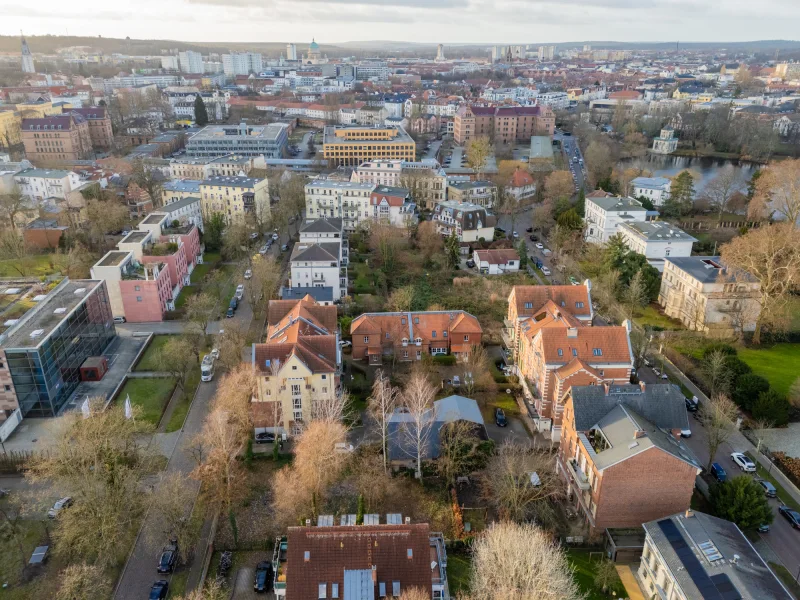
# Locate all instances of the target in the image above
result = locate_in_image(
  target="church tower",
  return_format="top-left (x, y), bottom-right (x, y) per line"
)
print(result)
top-left (21, 34), bottom-right (35, 73)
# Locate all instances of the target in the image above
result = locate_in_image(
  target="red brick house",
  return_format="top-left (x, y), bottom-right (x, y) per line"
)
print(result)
top-left (350, 311), bottom-right (482, 364)
top-left (558, 383), bottom-right (700, 535)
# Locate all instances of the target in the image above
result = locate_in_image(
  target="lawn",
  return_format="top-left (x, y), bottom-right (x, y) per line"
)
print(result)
top-left (566, 549), bottom-right (627, 600)
top-left (165, 367), bottom-right (201, 433)
top-left (174, 284), bottom-right (200, 309)
top-left (737, 343), bottom-right (800, 398)
top-left (189, 261), bottom-right (212, 284)
top-left (0, 254), bottom-right (58, 278)
top-left (769, 562), bottom-right (800, 599)
top-left (134, 335), bottom-right (175, 371)
top-left (445, 553), bottom-right (472, 595)
top-left (633, 304), bottom-right (683, 331)
top-left (117, 377), bottom-right (176, 425)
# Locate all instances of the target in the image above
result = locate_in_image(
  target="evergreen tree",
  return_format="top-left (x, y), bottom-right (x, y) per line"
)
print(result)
top-left (575, 188), bottom-right (586, 217)
top-left (445, 232), bottom-right (461, 270)
top-left (194, 95), bottom-right (209, 126)
top-left (710, 476), bottom-right (773, 531)
top-left (637, 195), bottom-right (655, 211)
top-left (517, 240), bottom-right (528, 269)
top-left (556, 208), bottom-right (583, 231)
top-left (664, 171), bottom-right (695, 217)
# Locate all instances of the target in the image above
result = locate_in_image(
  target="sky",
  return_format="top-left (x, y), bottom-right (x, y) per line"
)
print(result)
top-left (2, 0), bottom-right (799, 46)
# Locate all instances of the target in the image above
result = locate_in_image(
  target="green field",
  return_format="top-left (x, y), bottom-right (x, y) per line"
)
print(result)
top-left (566, 549), bottom-right (627, 600)
top-left (165, 367), bottom-right (201, 433)
top-left (445, 553), bottom-right (472, 595)
top-left (737, 343), bottom-right (800, 398)
top-left (633, 304), bottom-right (683, 330)
top-left (117, 377), bottom-right (176, 425)
top-left (174, 284), bottom-right (200, 309)
top-left (0, 255), bottom-right (58, 278)
top-left (189, 261), bottom-right (212, 284)
top-left (134, 335), bottom-right (175, 371)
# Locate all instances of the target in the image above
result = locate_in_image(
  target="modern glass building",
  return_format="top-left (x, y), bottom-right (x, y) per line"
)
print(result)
top-left (0, 279), bottom-right (116, 418)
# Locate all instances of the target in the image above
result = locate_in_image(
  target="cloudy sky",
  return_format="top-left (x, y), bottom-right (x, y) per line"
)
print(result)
top-left (3, 0), bottom-right (799, 46)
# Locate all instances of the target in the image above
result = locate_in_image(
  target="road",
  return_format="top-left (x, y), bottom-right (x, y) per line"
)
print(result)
top-left (495, 208), bottom-right (566, 284)
top-left (553, 130), bottom-right (587, 193)
top-left (637, 364), bottom-right (800, 573)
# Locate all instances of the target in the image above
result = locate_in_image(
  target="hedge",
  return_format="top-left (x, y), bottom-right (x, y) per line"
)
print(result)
top-left (433, 355), bottom-right (457, 366)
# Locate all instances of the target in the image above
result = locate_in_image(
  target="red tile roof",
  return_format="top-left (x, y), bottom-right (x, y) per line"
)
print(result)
top-left (510, 168), bottom-right (534, 188)
top-left (539, 326), bottom-right (631, 365)
top-left (474, 248), bottom-right (520, 265)
top-left (510, 285), bottom-right (592, 319)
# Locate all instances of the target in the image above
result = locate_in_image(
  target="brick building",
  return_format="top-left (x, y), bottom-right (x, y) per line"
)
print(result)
top-left (453, 104), bottom-right (555, 145)
top-left (21, 114), bottom-right (92, 161)
top-left (558, 383), bottom-right (700, 534)
top-left (68, 107), bottom-right (113, 150)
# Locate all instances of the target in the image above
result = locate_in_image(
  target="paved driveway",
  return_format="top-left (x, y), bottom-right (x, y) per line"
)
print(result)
top-left (485, 416), bottom-right (528, 445)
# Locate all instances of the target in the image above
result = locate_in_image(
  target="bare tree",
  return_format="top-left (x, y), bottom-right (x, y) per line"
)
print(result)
top-left (217, 320), bottom-right (248, 371)
top-left (416, 220), bottom-right (443, 264)
top-left (0, 186), bottom-right (32, 230)
top-left (211, 365), bottom-right (255, 444)
top-left (146, 472), bottom-right (201, 564)
top-left (309, 387), bottom-right (351, 424)
top-left (702, 165), bottom-right (742, 223)
top-left (749, 159), bottom-right (800, 224)
top-left (469, 521), bottom-right (582, 600)
top-left (466, 136), bottom-right (492, 179)
top-left (369, 370), bottom-right (400, 471)
top-left (459, 344), bottom-right (494, 397)
top-left (436, 420), bottom-right (482, 487)
top-left (543, 171), bottom-right (574, 201)
top-left (401, 372), bottom-right (437, 479)
top-left (246, 256), bottom-right (282, 312)
top-left (156, 336), bottom-right (197, 399)
top-left (170, 580), bottom-right (228, 600)
top-left (698, 394), bottom-right (738, 471)
top-left (55, 563), bottom-right (112, 600)
top-left (594, 559), bottom-right (621, 594)
top-left (701, 350), bottom-right (733, 397)
top-left (184, 292), bottom-right (216, 337)
top-left (750, 417), bottom-right (774, 454)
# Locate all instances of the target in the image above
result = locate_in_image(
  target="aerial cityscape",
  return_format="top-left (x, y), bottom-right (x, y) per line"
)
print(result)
top-left (0, 15), bottom-right (799, 600)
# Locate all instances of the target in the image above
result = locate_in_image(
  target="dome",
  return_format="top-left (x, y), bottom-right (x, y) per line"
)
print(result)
top-left (309, 39), bottom-right (319, 50)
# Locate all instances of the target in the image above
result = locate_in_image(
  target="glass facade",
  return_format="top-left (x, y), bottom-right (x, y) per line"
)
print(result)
top-left (5, 284), bottom-right (116, 417)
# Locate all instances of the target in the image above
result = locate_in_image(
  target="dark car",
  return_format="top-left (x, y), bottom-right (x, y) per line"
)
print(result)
top-left (466, 259), bottom-right (475, 268)
top-left (710, 463), bottom-right (726, 483)
top-left (779, 505), bottom-right (800, 529)
top-left (157, 541), bottom-right (178, 574)
top-left (685, 397), bottom-right (698, 412)
top-left (149, 580), bottom-right (169, 600)
top-left (758, 523), bottom-right (770, 533)
top-left (495, 408), bottom-right (507, 427)
top-left (254, 560), bottom-right (274, 593)
top-left (525, 227), bottom-right (533, 233)
top-left (529, 234), bottom-right (538, 241)
top-left (230, 296), bottom-right (239, 310)
top-left (757, 479), bottom-right (777, 498)
top-left (255, 432), bottom-right (276, 444)
top-left (226, 307), bottom-right (235, 318)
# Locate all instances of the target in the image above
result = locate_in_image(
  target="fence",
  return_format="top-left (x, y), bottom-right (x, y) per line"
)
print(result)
top-left (0, 408), bottom-right (22, 443)
top-left (0, 449), bottom-right (38, 474)
top-left (677, 220), bottom-right (762, 231)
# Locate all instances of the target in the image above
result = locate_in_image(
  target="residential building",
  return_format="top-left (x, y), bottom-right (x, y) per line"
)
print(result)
top-left (639, 511), bottom-right (792, 600)
top-left (473, 248), bottom-right (520, 275)
top-left (178, 51), bottom-right (203, 74)
top-left (505, 167), bottom-right (537, 201)
top-left (652, 127), bottom-right (678, 154)
top-left (584, 195), bottom-right (649, 245)
top-left (453, 105), bottom-right (555, 146)
top-left (162, 179), bottom-right (201, 206)
top-left (200, 175), bottom-right (270, 224)
top-left (322, 125), bottom-right (415, 167)
top-left (23, 218), bottom-right (68, 249)
top-left (68, 107), bottom-right (113, 150)
top-left (617, 221), bottom-right (696, 272)
top-left (170, 157), bottom-right (212, 180)
top-left (447, 180), bottom-right (497, 208)
top-left (288, 239), bottom-right (347, 301)
top-left (186, 122), bottom-right (289, 159)
top-left (21, 114), bottom-right (92, 161)
top-left (14, 168), bottom-right (80, 201)
top-left (432, 200), bottom-right (495, 243)
top-left (387, 394), bottom-right (486, 464)
top-left (273, 521), bottom-right (448, 600)
top-left (0, 279), bottom-right (116, 425)
top-left (304, 180), bottom-right (374, 231)
top-left (159, 196), bottom-right (204, 233)
top-left (775, 62), bottom-right (800, 81)
top-left (0, 110), bottom-right (22, 147)
top-left (251, 296), bottom-right (340, 436)
top-left (631, 176), bottom-right (671, 206)
top-left (222, 52), bottom-right (263, 76)
top-left (350, 310), bottom-right (482, 365)
top-left (659, 256), bottom-right (760, 336)
top-left (124, 182), bottom-right (153, 219)
top-left (369, 185), bottom-right (417, 227)
top-left (558, 383), bottom-right (700, 533)
top-left (351, 159), bottom-right (447, 210)
top-left (208, 154), bottom-right (266, 177)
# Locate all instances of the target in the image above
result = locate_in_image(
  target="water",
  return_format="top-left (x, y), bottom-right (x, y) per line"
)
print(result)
top-left (620, 155), bottom-right (759, 197)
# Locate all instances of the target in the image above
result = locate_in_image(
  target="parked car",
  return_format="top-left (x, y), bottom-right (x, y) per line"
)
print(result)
top-left (685, 397), bottom-right (698, 412)
top-left (756, 479), bottom-right (777, 498)
top-left (540, 266), bottom-right (551, 276)
top-left (149, 580), bottom-right (169, 600)
top-left (254, 560), bottom-right (274, 593)
top-left (535, 242), bottom-right (544, 249)
top-left (529, 234), bottom-right (537, 241)
top-left (48, 496), bottom-right (73, 519)
top-left (281, 244), bottom-right (289, 252)
top-left (779, 505), bottom-right (800, 529)
top-left (157, 540), bottom-right (178, 574)
top-left (113, 316), bottom-right (126, 324)
top-left (568, 276), bottom-right (579, 286)
top-left (255, 431), bottom-right (276, 444)
top-left (226, 307), bottom-right (235, 318)
top-left (272, 233), bottom-right (279, 241)
top-left (494, 408), bottom-right (508, 427)
top-left (259, 245), bottom-right (268, 255)
top-left (758, 523), bottom-right (770, 533)
top-left (680, 428), bottom-right (691, 438)
top-left (338, 340), bottom-right (352, 347)
top-left (244, 269), bottom-right (252, 280)
top-left (210, 347), bottom-right (220, 360)
top-left (230, 297), bottom-right (239, 310)
top-left (249, 232), bottom-right (259, 241)
top-left (731, 452), bottom-right (756, 472)
top-left (525, 227), bottom-right (533, 233)
top-left (466, 259), bottom-right (475, 268)
top-left (710, 463), bottom-right (727, 483)
top-left (512, 231), bottom-right (519, 238)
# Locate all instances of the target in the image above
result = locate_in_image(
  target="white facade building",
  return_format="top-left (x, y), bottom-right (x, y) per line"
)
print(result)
top-left (617, 221), bottom-right (696, 272)
top-left (289, 239), bottom-right (347, 301)
top-left (161, 56), bottom-right (179, 70)
top-left (304, 180), bottom-right (375, 232)
top-left (584, 196), bottom-right (649, 245)
top-left (652, 127), bottom-right (679, 154)
top-left (631, 176), bottom-right (672, 207)
top-left (14, 168), bottom-right (81, 201)
top-left (286, 44), bottom-right (298, 61)
top-left (161, 196), bottom-right (204, 233)
top-left (222, 52), bottom-right (263, 76)
top-left (536, 92), bottom-right (570, 110)
top-left (178, 51), bottom-right (204, 74)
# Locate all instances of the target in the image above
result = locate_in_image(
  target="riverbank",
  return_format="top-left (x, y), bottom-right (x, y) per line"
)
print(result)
top-left (668, 148), bottom-right (753, 161)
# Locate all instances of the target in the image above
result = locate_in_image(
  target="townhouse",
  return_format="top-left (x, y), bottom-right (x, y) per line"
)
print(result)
top-left (659, 256), bottom-right (760, 336)
top-left (350, 310), bottom-right (482, 365)
top-left (199, 175), bottom-right (270, 224)
top-left (369, 185), bottom-right (417, 227)
top-left (558, 383), bottom-right (700, 534)
top-left (432, 200), bottom-right (495, 243)
top-left (304, 180), bottom-right (374, 231)
top-left (251, 296), bottom-right (340, 437)
top-left (584, 195), bottom-right (649, 245)
top-left (446, 180), bottom-right (497, 209)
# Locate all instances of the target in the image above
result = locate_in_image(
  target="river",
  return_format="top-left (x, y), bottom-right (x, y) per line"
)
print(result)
top-left (620, 154), bottom-right (759, 197)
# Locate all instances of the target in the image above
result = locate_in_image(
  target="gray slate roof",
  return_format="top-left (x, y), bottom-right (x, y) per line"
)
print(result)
top-left (291, 242), bottom-right (340, 262)
top-left (665, 256), bottom-right (756, 285)
top-left (644, 511), bottom-right (792, 600)
top-left (571, 384), bottom-right (689, 432)
top-left (300, 218), bottom-right (343, 234)
top-left (280, 286), bottom-right (334, 302)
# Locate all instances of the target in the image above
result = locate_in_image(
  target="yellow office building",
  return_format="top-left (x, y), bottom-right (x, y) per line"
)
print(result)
top-left (322, 125), bottom-right (416, 167)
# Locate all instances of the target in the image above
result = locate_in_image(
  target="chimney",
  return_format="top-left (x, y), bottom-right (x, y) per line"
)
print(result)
top-left (685, 509), bottom-right (694, 518)
top-left (405, 516), bottom-right (411, 524)
top-left (371, 565), bottom-right (377, 583)
top-left (566, 327), bottom-right (578, 338)
top-left (634, 430), bottom-right (647, 439)
top-left (639, 381), bottom-right (646, 392)
top-left (603, 382), bottom-right (610, 396)
top-left (305, 519), bottom-right (311, 527)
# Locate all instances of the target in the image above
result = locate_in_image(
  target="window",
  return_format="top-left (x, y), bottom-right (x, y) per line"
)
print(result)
top-left (557, 349), bottom-right (563, 356)
top-left (136, 296), bottom-right (142, 302)
top-left (432, 330), bottom-right (437, 338)
top-left (135, 285), bottom-right (141, 291)
top-left (576, 302), bottom-right (584, 308)
top-left (392, 582), bottom-right (401, 597)
top-left (321, 374), bottom-right (327, 380)
top-left (463, 335), bottom-right (469, 341)
top-left (3, 385), bottom-right (9, 392)
top-left (364, 336), bottom-right (369, 343)
top-left (379, 582), bottom-right (387, 598)
top-left (319, 583), bottom-right (327, 599)
top-left (414, 317), bottom-right (419, 324)
top-left (331, 584), bottom-right (339, 599)
top-left (443, 331), bottom-right (448, 338)
top-left (0, 362), bottom-right (4, 369)
top-left (593, 348), bottom-right (603, 356)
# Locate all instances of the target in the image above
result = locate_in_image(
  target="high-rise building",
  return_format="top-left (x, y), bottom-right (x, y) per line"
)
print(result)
top-left (583, 44), bottom-right (592, 52)
top-left (20, 36), bottom-right (35, 74)
top-left (490, 46), bottom-right (504, 63)
top-left (538, 45), bottom-right (556, 61)
top-left (222, 52), bottom-right (263, 76)
top-left (178, 50), bottom-right (204, 74)
top-left (286, 44), bottom-right (298, 61)
top-left (161, 56), bottom-right (179, 70)
top-left (435, 44), bottom-right (446, 62)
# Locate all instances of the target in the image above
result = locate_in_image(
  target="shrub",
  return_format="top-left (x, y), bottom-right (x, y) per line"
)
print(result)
top-left (773, 452), bottom-right (800, 489)
top-left (710, 476), bottom-right (773, 531)
top-left (724, 355), bottom-right (752, 379)
top-left (752, 389), bottom-right (791, 426)
top-left (732, 374), bottom-right (770, 411)
top-left (702, 343), bottom-right (737, 359)
top-left (433, 355), bottom-right (457, 366)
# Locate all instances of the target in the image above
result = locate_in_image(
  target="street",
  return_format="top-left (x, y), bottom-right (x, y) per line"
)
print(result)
top-left (553, 130), bottom-right (588, 193)
top-left (495, 208), bottom-right (565, 284)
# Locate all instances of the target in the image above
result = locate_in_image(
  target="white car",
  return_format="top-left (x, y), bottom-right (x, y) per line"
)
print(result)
top-left (731, 452), bottom-right (756, 473)
top-left (338, 340), bottom-right (352, 348)
top-left (244, 269), bottom-right (252, 280)
top-left (512, 231), bottom-right (519, 238)
top-left (210, 347), bottom-right (220, 359)
top-left (236, 284), bottom-right (245, 294)
top-left (48, 496), bottom-right (73, 519)
top-left (272, 233), bottom-right (279, 241)
top-left (535, 242), bottom-right (544, 249)
top-left (540, 266), bottom-right (551, 276)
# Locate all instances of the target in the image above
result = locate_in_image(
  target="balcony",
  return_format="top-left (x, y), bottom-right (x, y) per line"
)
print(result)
top-left (566, 458), bottom-right (591, 491)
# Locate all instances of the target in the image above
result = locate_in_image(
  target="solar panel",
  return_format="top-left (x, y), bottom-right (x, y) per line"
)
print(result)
top-left (657, 520), bottom-right (725, 600)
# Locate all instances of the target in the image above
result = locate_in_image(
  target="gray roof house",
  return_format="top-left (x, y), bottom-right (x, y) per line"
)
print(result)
top-left (387, 395), bottom-right (487, 462)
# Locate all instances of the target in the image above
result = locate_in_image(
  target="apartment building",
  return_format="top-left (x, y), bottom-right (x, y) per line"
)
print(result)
top-left (288, 239), bottom-right (347, 301)
top-left (222, 52), bottom-right (263, 76)
top-left (14, 168), bottom-right (80, 201)
top-left (68, 108), bottom-right (113, 150)
top-left (305, 180), bottom-right (374, 231)
top-left (369, 186), bottom-right (416, 227)
top-left (659, 256), bottom-right (760, 336)
top-left (178, 50), bottom-right (204, 74)
top-left (350, 310), bottom-right (482, 365)
top-left (351, 159), bottom-right (447, 210)
top-left (453, 104), bottom-right (555, 145)
top-left (631, 176), bottom-right (671, 206)
top-left (447, 180), bottom-right (497, 208)
top-left (432, 200), bottom-right (495, 243)
top-left (322, 126), bottom-right (415, 167)
top-left (159, 196), bottom-right (204, 233)
top-left (186, 122), bottom-right (289, 159)
top-left (509, 283), bottom-right (632, 439)
top-left (639, 511), bottom-right (792, 600)
top-left (162, 179), bottom-right (201, 205)
top-left (616, 221), bottom-right (696, 272)
top-left (558, 383), bottom-right (700, 534)
top-left (584, 195), bottom-right (649, 245)
top-left (170, 157), bottom-right (212, 180)
top-left (251, 296), bottom-right (340, 437)
top-left (21, 114), bottom-right (92, 161)
top-left (200, 176), bottom-right (270, 224)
